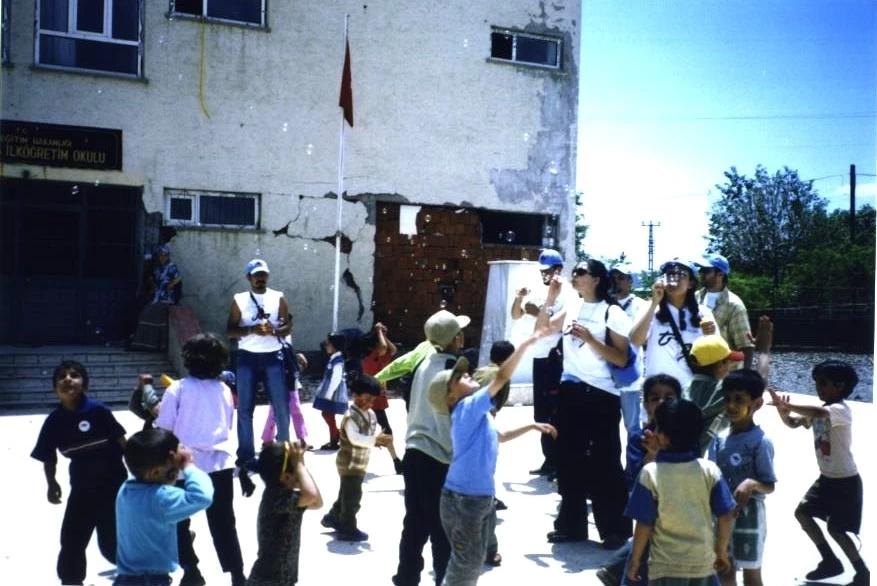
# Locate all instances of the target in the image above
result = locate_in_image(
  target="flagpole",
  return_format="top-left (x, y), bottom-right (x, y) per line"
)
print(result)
top-left (332, 14), bottom-right (350, 332)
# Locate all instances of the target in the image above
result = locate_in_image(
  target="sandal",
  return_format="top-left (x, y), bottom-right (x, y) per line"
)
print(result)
top-left (485, 552), bottom-right (502, 567)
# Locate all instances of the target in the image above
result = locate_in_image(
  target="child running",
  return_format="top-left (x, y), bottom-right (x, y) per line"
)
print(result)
top-left (114, 428), bottom-right (214, 586)
top-left (321, 374), bottom-right (393, 541)
top-left (246, 441), bottom-right (322, 586)
top-left (31, 360), bottom-right (128, 586)
top-left (626, 398), bottom-right (736, 585)
top-left (769, 360), bottom-right (869, 585)
top-left (312, 331), bottom-right (350, 450)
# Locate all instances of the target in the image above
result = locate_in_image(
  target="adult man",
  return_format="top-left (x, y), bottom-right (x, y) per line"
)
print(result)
top-left (393, 309), bottom-right (469, 586)
top-left (226, 259), bottom-right (291, 473)
top-left (694, 253), bottom-right (754, 369)
top-left (510, 249), bottom-right (572, 478)
top-left (610, 263), bottom-right (649, 433)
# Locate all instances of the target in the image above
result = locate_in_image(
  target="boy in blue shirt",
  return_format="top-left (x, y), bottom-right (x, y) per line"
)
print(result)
top-left (428, 330), bottom-right (556, 585)
top-left (711, 369), bottom-right (776, 586)
top-left (114, 428), bottom-right (214, 586)
top-left (31, 360), bottom-right (128, 586)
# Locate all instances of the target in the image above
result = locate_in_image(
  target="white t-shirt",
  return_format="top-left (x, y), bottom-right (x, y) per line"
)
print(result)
top-left (811, 401), bottom-right (857, 478)
top-left (616, 295), bottom-right (649, 392)
top-left (517, 282), bottom-right (578, 358)
top-left (235, 288), bottom-right (284, 353)
top-left (560, 299), bottom-right (632, 395)
top-left (642, 303), bottom-right (714, 387)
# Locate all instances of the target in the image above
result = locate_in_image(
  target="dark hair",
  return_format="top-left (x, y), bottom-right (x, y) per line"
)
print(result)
top-left (351, 373), bottom-right (381, 396)
top-left (654, 399), bottom-right (702, 453)
top-left (812, 360), bottom-right (858, 398)
top-left (581, 259), bottom-right (614, 304)
top-left (723, 369), bottom-right (766, 400)
top-left (655, 266), bottom-right (702, 329)
top-left (327, 331), bottom-right (348, 353)
top-left (124, 428), bottom-right (179, 480)
top-left (53, 360), bottom-right (89, 390)
top-left (256, 441), bottom-right (288, 487)
top-left (642, 374), bottom-right (682, 402)
top-left (182, 333), bottom-right (228, 379)
top-left (489, 341), bottom-right (515, 365)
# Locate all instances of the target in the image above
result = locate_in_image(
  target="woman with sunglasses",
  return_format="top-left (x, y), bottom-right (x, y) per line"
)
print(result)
top-left (535, 259), bottom-right (634, 548)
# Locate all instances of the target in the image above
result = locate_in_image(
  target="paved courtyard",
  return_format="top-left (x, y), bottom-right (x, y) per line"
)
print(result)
top-left (1, 395), bottom-right (872, 585)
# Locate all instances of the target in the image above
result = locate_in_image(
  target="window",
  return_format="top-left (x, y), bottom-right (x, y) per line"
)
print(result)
top-left (170, 0), bottom-right (266, 28)
top-left (35, 0), bottom-right (143, 77)
top-left (2, 0), bottom-right (10, 64)
top-left (480, 211), bottom-right (556, 247)
top-left (490, 29), bottom-right (561, 70)
top-left (165, 189), bottom-right (260, 228)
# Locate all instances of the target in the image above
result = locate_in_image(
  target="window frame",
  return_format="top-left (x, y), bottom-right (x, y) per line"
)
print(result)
top-left (168, 0), bottom-right (268, 29)
top-left (34, 0), bottom-right (144, 78)
top-left (2, 0), bottom-right (10, 65)
top-left (489, 28), bottom-right (562, 71)
top-left (164, 188), bottom-right (261, 229)
top-left (479, 210), bottom-right (557, 248)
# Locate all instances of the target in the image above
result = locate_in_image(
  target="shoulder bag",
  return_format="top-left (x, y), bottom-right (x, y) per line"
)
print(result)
top-left (604, 307), bottom-right (640, 388)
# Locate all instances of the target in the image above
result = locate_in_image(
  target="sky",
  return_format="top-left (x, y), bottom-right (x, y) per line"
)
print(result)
top-left (576, 0), bottom-right (877, 271)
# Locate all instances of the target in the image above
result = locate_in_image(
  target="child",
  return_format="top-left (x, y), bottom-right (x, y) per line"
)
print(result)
top-left (361, 322), bottom-right (403, 473)
top-left (320, 374), bottom-right (393, 541)
top-left (712, 369), bottom-right (776, 586)
top-left (31, 360), bottom-right (128, 586)
top-left (154, 333), bottom-right (247, 586)
top-left (247, 441), bottom-right (322, 586)
top-left (769, 360), bottom-right (869, 585)
top-left (625, 399), bottom-right (736, 585)
top-left (129, 373), bottom-right (162, 430)
top-left (597, 374), bottom-right (683, 586)
top-left (685, 334), bottom-right (743, 454)
top-left (262, 351), bottom-right (310, 449)
top-left (114, 429), bottom-right (214, 586)
top-left (429, 330), bottom-right (556, 585)
top-left (312, 331), bottom-right (349, 450)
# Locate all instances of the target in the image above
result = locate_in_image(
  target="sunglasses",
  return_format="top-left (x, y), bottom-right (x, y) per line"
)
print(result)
top-left (572, 267), bottom-right (590, 277)
top-left (561, 324), bottom-right (586, 347)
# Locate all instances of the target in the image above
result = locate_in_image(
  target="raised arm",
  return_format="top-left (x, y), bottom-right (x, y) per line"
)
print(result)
top-left (488, 328), bottom-right (550, 398)
top-left (630, 280), bottom-right (664, 346)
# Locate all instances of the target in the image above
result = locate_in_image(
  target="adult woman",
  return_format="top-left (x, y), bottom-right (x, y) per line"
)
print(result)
top-left (130, 244), bottom-right (182, 351)
top-left (535, 259), bottom-right (633, 547)
top-left (629, 258), bottom-right (715, 387)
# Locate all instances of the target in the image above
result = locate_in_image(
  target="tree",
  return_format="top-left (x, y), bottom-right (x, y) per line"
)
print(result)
top-left (708, 166), bottom-right (828, 287)
top-left (574, 191), bottom-right (588, 262)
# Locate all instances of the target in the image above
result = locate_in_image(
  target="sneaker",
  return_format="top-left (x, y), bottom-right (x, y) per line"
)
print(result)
top-left (393, 457), bottom-right (404, 475)
top-left (319, 441), bottom-right (340, 451)
top-left (529, 463), bottom-right (555, 476)
top-left (179, 567), bottom-right (207, 586)
top-left (596, 567), bottom-right (619, 586)
top-left (494, 498), bottom-right (508, 511)
top-left (601, 534), bottom-right (628, 550)
top-left (849, 569), bottom-right (870, 585)
top-left (336, 528), bottom-right (369, 541)
top-left (320, 514), bottom-right (336, 529)
top-left (484, 552), bottom-right (502, 567)
top-left (546, 529), bottom-right (587, 543)
top-left (805, 558), bottom-right (844, 580)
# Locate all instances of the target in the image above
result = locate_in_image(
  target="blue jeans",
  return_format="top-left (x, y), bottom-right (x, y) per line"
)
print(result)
top-left (620, 389), bottom-right (643, 435)
top-left (439, 489), bottom-right (493, 586)
top-left (114, 575), bottom-right (171, 586)
top-left (236, 349), bottom-right (289, 466)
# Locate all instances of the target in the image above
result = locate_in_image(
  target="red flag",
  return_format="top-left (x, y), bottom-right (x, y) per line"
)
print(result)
top-left (339, 39), bottom-right (354, 127)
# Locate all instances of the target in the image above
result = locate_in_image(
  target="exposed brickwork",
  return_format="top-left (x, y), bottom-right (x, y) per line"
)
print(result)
top-left (373, 204), bottom-right (537, 353)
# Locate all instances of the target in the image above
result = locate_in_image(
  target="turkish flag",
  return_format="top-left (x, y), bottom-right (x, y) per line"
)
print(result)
top-left (339, 39), bottom-right (353, 127)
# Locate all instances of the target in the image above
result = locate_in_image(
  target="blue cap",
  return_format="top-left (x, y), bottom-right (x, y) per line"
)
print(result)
top-left (695, 253), bottom-right (730, 276)
top-left (219, 370), bottom-right (236, 385)
top-left (246, 259), bottom-right (270, 275)
top-left (538, 249), bottom-right (564, 270)
top-left (659, 257), bottom-right (698, 277)
top-left (157, 244), bottom-right (171, 254)
top-left (610, 263), bottom-right (635, 279)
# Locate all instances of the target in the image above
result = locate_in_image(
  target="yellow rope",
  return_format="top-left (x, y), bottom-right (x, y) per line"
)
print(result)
top-left (198, 19), bottom-right (211, 119)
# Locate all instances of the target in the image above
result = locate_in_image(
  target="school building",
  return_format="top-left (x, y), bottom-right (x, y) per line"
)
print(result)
top-left (0, 0), bottom-right (581, 353)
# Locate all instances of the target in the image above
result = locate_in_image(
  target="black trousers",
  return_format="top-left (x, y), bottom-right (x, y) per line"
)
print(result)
top-left (554, 381), bottom-right (631, 541)
top-left (177, 468), bottom-right (244, 575)
top-left (57, 479), bottom-right (121, 584)
top-left (327, 474), bottom-right (365, 531)
top-left (393, 449), bottom-right (451, 586)
top-left (532, 356), bottom-right (561, 467)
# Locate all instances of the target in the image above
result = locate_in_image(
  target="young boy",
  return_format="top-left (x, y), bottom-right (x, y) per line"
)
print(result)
top-left (625, 399), bottom-right (736, 585)
top-left (769, 360), bottom-right (869, 585)
top-left (712, 369), bottom-right (776, 586)
top-left (31, 360), bottom-right (128, 586)
top-left (321, 373), bottom-right (392, 541)
top-left (430, 330), bottom-right (556, 585)
top-left (686, 334), bottom-right (743, 455)
top-left (597, 374), bottom-right (683, 586)
top-left (114, 428), bottom-right (214, 586)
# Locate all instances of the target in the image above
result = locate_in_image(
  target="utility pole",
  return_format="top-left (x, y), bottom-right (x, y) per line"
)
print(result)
top-left (641, 221), bottom-right (661, 271)
top-left (850, 164), bottom-right (856, 243)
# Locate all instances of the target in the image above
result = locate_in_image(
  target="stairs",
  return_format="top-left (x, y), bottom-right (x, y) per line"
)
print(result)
top-left (0, 346), bottom-right (178, 409)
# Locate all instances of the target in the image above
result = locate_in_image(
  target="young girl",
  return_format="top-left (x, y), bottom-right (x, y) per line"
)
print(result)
top-left (154, 333), bottom-right (247, 586)
top-left (312, 332), bottom-right (349, 450)
top-left (361, 322), bottom-right (403, 473)
top-left (262, 350), bottom-right (310, 449)
top-left (247, 441), bottom-right (322, 586)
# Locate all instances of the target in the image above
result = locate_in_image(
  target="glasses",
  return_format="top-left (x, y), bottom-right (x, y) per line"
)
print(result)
top-left (561, 323), bottom-right (586, 347)
top-left (572, 268), bottom-right (590, 277)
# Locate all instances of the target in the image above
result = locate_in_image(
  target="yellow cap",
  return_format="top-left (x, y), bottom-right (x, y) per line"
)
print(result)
top-left (160, 374), bottom-right (175, 387)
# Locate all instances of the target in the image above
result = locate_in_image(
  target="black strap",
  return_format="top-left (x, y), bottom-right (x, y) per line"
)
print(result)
top-left (249, 291), bottom-right (287, 345)
top-left (665, 302), bottom-right (694, 364)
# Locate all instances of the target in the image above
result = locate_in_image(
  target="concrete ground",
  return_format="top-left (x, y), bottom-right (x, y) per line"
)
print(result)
top-left (1, 395), bottom-right (872, 586)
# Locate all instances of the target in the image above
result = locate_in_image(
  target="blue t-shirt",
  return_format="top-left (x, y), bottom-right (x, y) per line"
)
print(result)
top-left (444, 388), bottom-right (498, 497)
top-left (115, 466), bottom-right (214, 576)
top-left (710, 425), bottom-right (776, 499)
top-left (30, 395), bottom-right (127, 489)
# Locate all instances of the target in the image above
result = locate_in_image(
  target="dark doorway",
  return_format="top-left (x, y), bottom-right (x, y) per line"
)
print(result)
top-left (0, 178), bottom-right (142, 344)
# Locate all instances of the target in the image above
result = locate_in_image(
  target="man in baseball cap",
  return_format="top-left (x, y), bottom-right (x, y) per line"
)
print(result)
top-left (694, 253), bottom-right (754, 369)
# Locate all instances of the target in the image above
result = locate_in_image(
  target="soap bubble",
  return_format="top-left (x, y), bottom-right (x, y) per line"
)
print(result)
top-left (463, 38), bottom-right (469, 48)
top-left (424, 214), bottom-right (431, 223)
top-left (255, 247), bottom-right (261, 256)
top-left (177, 73), bottom-right (183, 81)
top-left (386, 237), bottom-right (391, 243)
top-left (382, 207), bottom-right (388, 215)
top-left (548, 161), bottom-right (559, 175)
top-left (303, 243), bottom-right (308, 251)
top-left (158, 35), bottom-right (166, 45)
top-left (71, 185), bottom-right (80, 195)
top-left (439, 300), bottom-right (448, 309)
top-left (460, 249), bottom-right (468, 258)
top-left (523, 132), bottom-right (530, 142)
top-left (503, 230), bottom-right (516, 243)
top-left (94, 180), bottom-right (101, 187)
top-left (97, 87), bottom-right (103, 95)
top-left (282, 122), bottom-right (289, 132)
top-left (305, 143), bottom-right (313, 155)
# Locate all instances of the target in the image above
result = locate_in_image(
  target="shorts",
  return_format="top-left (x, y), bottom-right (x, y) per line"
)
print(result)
top-left (728, 498), bottom-right (766, 570)
top-left (649, 575), bottom-right (719, 586)
top-left (797, 474), bottom-right (863, 534)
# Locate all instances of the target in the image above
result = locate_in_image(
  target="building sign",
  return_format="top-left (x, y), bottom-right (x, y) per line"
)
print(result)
top-left (0, 120), bottom-right (122, 170)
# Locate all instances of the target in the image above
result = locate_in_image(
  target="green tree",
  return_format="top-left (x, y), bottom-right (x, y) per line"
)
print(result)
top-left (708, 166), bottom-right (828, 287)
top-left (574, 191), bottom-right (588, 262)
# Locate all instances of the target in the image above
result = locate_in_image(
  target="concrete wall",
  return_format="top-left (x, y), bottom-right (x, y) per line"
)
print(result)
top-left (1, 1), bottom-right (580, 351)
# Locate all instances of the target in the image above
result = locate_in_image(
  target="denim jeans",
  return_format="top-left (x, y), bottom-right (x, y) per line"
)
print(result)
top-left (236, 349), bottom-right (289, 466)
top-left (113, 574), bottom-right (171, 586)
top-left (439, 489), bottom-right (493, 586)
top-left (620, 389), bottom-right (643, 435)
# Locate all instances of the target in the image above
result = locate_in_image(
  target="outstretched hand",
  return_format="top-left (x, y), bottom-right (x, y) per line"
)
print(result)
top-left (534, 423), bottom-right (557, 438)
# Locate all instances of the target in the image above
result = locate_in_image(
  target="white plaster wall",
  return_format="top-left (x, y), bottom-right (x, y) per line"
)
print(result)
top-left (1, 1), bottom-right (580, 351)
